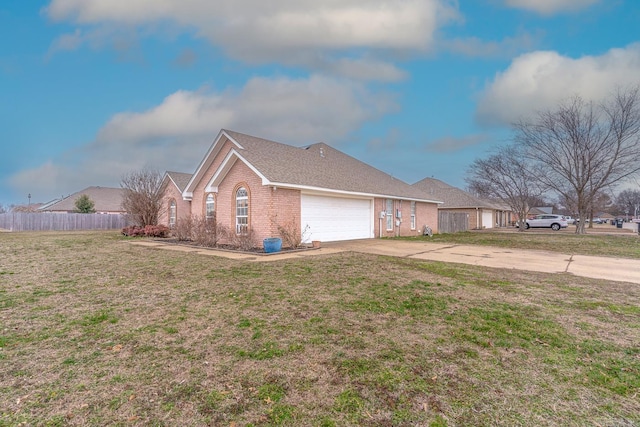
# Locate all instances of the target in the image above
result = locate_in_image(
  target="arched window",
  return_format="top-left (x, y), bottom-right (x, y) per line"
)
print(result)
top-left (235, 187), bottom-right (249, 234)
top-left (169, 200), bottom-right (177, 228)
top-left (205, 193), bottom-right (215, 219)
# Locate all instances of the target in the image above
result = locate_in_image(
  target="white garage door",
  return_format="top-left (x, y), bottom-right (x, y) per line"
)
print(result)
top-left (482, 210), bottom-right (494, 229)
top-left (301, 194), bottom-right (373, 242)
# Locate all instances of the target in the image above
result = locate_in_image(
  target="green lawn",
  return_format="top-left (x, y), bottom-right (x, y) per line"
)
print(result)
top-left (1, 231), bottom-right (638, 426)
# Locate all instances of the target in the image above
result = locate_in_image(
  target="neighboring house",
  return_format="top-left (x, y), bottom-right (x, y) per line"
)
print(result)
top-left (38, 186), bottom-right (126, 214)
top-left (412, 178), bottom-right (512, 230)
top-left (159, 129), bottom-right (442, 246)
top-left (597, 212), bottom-right (615, 223)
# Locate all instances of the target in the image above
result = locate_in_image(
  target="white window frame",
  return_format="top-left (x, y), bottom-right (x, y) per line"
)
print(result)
top-left (169, 200), bottom-right (176, 228)
top-left (236, 187), bottom-right (248, 234)
top-left (386, 199), bottom-right (393, 231)
top-left (410, 201), bottom-right (416, 230)
top-left (205, 193), bottom-right (215, 219)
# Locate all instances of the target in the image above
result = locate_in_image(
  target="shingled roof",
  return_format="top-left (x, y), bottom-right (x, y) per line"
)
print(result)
top-left (412, 178), bottom-right (499, 209)
top-left (165, 171), bottom-right (192, 192)
top-left (38, 186), bottom-right (125, 213)
top-left (185, 129), bottom-right (442, 203)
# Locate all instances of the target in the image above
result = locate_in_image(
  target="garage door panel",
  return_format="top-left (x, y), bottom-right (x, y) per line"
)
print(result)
top-left (482, 210), bottom-right (493, 229)
top-left (301, 194), bottom-right (373, 242)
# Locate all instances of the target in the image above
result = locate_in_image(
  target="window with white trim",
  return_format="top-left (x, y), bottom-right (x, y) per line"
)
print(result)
top-left (386, 199), bottom-right (393, 230)
top-left (205, 193), bottom-right (215, 219)
top-left (169, 200), bottom-right (176, 228)
top-left (236, 187), bottom-right (249, 234)
top-left (410, 201), bottom-right (416, 230)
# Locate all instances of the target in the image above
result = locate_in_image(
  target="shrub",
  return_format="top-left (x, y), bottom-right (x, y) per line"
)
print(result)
top-left (192, 216), bottom-right (228, 247)
top-left (121, 224), bottom-right (169, 238)
top-left (144, 224), bottom-right (170, 238)
top-left (229, 228), bottom-right (256, 251)
top-left (271, 215), bottom-right (309, 248)
top-left (172, 217), bottom-right (193, 241)
top-left (122, 225), bottom-right (144, 237)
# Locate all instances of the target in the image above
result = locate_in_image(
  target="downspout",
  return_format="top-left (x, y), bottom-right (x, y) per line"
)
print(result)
top-left (476, 207), bottom-right (480, 230)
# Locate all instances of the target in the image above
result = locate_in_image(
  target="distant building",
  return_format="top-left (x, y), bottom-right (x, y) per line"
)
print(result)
top-left (38, 186), bottom-right (126, 214)
top-left (412, 177), bottom-right (513, 230)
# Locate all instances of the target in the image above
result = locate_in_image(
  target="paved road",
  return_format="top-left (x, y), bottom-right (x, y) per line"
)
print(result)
top-left (131, 239), bottom-right (640, 284)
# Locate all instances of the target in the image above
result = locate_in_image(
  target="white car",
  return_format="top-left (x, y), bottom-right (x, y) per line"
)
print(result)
top-left (524, 214), bottom-right (568, 231)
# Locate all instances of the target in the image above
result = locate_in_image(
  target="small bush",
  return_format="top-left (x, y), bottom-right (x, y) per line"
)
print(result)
top-left (192, 216), bottom-right (228, 247)
top-left (121, 224), bottom-right (169, 238)
top-left (172, 217), bottom-right (194, 241)
top-left (229, 228), bottom-right (256, 251)
top-left (271, 215), bottom-right (309, 248)
top-left (171, 216), bottom-right (228, 247)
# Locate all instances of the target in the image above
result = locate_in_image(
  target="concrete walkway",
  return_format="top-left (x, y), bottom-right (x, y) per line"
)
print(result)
top-left (130, 239), bottom-right (640, 285)
top-left (325, 240), bottom-right (640, 285)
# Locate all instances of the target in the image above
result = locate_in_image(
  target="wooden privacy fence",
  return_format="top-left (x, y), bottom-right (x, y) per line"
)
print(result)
top-left (0, 213), bottom-right (129, 232)
top-left (438, 211), bottom-right (469, 234)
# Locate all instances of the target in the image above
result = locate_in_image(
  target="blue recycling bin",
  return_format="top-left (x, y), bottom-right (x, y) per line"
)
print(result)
top-left (263, 237), bottom-right (282, 253)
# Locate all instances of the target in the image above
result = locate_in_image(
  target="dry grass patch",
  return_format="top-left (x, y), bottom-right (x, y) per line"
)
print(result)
top-left (0, 231), bottom-right (638, 426)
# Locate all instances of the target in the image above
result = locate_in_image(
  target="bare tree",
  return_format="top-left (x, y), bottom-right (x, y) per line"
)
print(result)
top-left (121, 168), bottom-right (165, 227)
top-left (616, 189), bottom-right (640, 219)
top-left (514, 88), bottom-right (640, 234)
top-left (466, 145), bottom-right (546, 232)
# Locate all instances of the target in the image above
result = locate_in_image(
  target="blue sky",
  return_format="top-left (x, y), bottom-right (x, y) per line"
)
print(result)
top-left (1, 0), bottom-right (639, 206)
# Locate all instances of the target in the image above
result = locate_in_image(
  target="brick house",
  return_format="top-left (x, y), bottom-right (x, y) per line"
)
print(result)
top-left (159, 129), bottom-right (442, 247)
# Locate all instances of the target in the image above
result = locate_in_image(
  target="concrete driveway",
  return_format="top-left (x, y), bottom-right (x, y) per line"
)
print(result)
top-left (131, 239), bottom-right (640, 284)
top-left (323, 240), bottom-right (640, 284)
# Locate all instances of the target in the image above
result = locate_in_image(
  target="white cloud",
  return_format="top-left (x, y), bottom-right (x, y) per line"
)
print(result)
top-left (504, 0), bottom-right (600, 15)
top-left (443, 31), bottom-right (542, 58)
top-left (44, 0), bottom-right (459, 79)
top-left (9, 75), bottom-right (396, 200)
top-left (476, 44), bottom-right (640, 125)
top-left (324, 58), bottom-right (408, 82)
top-left (46, 28), bottom-right (83, 57)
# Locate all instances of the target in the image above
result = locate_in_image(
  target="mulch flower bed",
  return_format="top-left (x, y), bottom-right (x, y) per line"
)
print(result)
top-left (152, 238), bottom-right (317, 255)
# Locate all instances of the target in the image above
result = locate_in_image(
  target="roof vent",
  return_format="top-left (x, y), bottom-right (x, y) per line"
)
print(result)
top-left (320, 147), bottom-right (325, 158)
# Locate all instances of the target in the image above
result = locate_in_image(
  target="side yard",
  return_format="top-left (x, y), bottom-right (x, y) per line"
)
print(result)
top-left (1, 231), bottom-right (638, 426)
